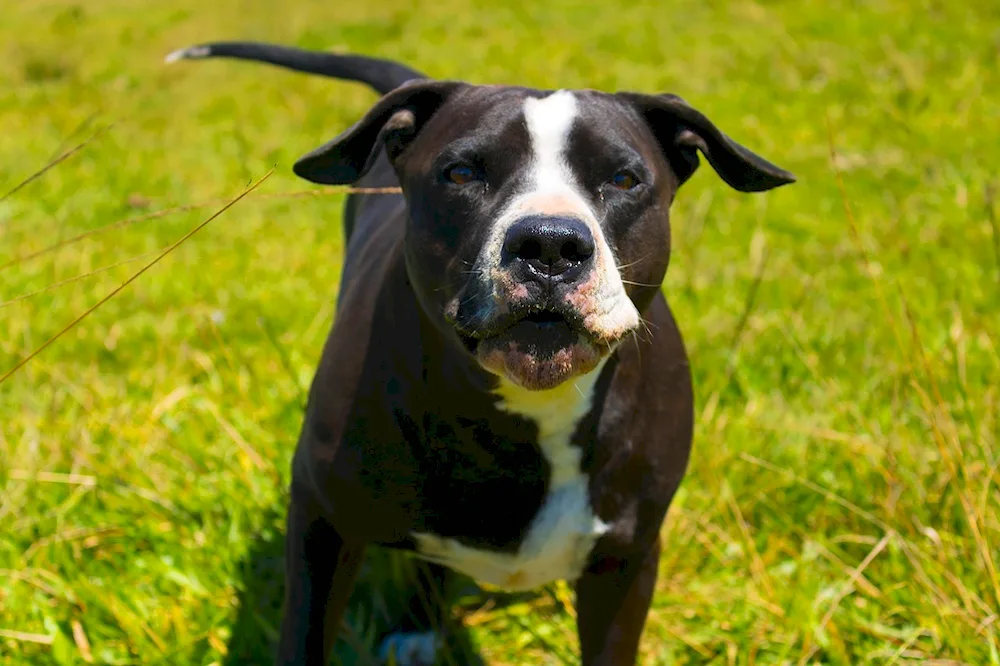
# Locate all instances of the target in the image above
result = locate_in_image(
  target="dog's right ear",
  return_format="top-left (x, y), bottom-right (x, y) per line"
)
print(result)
top-left (294, 80), bottom-right (466, 185)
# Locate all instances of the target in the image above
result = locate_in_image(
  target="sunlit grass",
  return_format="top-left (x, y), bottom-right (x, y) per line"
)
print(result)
top-left (2, 0), bottom-right (999, 664)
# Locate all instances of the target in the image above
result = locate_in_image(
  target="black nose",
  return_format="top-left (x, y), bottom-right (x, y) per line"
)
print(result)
top-left (502, 216), bottom-right (595, 279)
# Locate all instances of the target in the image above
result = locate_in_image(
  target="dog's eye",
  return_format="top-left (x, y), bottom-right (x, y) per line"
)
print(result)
top-left (445, 164), bottom-right (479, 185)
top-left (609, 170), bottom-right (640, 190)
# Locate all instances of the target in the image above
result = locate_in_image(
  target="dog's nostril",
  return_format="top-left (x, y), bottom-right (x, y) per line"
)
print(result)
top-left (560, 241), bottom-right (579, 262)
top-left (519, 239), bottom-right (542, 261)
top-left (560, 238), bottom-right (594, 263)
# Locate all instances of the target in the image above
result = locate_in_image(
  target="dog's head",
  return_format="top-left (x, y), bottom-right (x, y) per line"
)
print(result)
top-left (295, 82), bottom-right (793, 390)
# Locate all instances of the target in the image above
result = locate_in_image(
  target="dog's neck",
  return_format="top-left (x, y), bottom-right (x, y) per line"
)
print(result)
top-left (492, 359), bottom-right (608, 485)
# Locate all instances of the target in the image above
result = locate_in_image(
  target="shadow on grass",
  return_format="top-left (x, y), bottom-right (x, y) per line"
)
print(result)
top-left (224, 508), bottom-right (512, 665)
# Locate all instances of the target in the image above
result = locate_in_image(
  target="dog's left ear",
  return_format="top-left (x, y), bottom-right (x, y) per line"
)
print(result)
top-left (618, 92), bottom-right (795, 192)
top-left (294, 80), bottom-right (466, 185)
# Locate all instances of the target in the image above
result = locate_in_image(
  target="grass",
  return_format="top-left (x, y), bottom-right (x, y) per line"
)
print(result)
top-left (1, 0), bottom-right (998, 663)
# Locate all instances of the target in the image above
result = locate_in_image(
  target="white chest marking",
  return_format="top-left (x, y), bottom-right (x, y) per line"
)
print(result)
top-left (411, 361), bottom-right (610, 591)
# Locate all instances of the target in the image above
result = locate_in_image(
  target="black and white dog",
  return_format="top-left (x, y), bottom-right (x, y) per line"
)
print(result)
top-left (167, 41), bottom-right (794, 666)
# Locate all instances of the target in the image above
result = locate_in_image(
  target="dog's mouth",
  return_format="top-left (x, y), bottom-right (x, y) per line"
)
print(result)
top-left (459, 307), bottom-right (604, 390)
top-left (522, 310), bottom-right (567, 326)
top-left (458, 307), bottom-right (577, 352)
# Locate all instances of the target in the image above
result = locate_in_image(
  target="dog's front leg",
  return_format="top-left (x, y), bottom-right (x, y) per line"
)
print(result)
top-left (575, 537), bottom-right (661, 665)
top-left (277, 492), bottom-right (367, 666)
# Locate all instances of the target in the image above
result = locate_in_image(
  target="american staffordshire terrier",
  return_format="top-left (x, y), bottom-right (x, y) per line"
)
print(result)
top-left (166, 41), bottom-right (794, 665)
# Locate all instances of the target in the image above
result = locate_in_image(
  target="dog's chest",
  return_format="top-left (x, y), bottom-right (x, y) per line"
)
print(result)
top-left (411, 366), bottom-right (608, 591)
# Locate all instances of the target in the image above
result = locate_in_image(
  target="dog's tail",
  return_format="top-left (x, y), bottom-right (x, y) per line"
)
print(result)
top-left (165, 41), bottom-right (425, 95)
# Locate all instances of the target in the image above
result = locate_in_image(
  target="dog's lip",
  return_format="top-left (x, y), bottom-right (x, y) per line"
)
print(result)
top-left (456, 305), bottom-right (580, 345)
top-left (472, 313), bottom-right (606, 390)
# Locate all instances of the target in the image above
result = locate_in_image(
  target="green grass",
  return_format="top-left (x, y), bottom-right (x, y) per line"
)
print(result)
top-left (1, 0), bottom-right (998, 663)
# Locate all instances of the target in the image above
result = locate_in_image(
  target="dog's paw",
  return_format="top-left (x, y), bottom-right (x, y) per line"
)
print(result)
top-left (378, 630), bottom-right (439, 666)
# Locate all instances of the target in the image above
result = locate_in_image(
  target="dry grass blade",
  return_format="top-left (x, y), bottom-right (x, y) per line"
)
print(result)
top-left (199, 400), bottom-right (268, 472)
top-left (828, 116), bottom-right (1000, 613)
top-left (724, 481), bottom-right (775, 599)
top-left (0, 169), bottom-right (273, 386)
top-left (9, 470), bottom-right (97, 486)
top-left (0, 628), bottom-right (54, 645)
top-left (986, 182), bottom-right (999, 281)
top-left (46, 111), bottom-right (101, 162)
top-left (722, 242), bottom-right (771, 387)
top-left (320, 187), bottom-right (402, 194)
top-left (0, 185), bottom-right (401, 272)
top-left (903, 304), bottom-right (1000, 612)
top-left (0, 124), bottom-right (114, 205)
top-left (884, 628), bottom-right (931, 666)
top-left (739, 452), bottom-right (889, 531)
top-left (826, 114), bottom-right (1000, 625)
top-left (729, 243), bottom-right (770, 353)
top-left (22, 527), bottom-right (124, 561)
top-left (0, 205), bottom-right (211, 272)
top-left (71, 619), bottom-right (95, 663)
top-left (823, 115), bottom-right (910, 364)
top-left (0, 252), bottom-right (156, 308)
top-left (817, 531), bottom-right (893, 630)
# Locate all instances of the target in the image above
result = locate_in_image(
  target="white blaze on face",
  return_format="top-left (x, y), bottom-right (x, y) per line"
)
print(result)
top-left (479, 91), bottom-right (640, 342)
top-left (523, 91), bottom-right (580, 197)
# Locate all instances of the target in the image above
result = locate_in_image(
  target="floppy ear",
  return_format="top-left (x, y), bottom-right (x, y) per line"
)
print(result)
top-left (294, 80), bottom-right (466, 185)
top-left (618, 92), bottom-right (795, 192)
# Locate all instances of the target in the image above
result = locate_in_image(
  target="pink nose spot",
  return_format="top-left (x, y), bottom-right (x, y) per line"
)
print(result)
top-left (521, 193), bottom-right (586, 217)
top-left (564, 273), bottom-right (601, 309)
top-left (511, 283), bottom-right (530, 299)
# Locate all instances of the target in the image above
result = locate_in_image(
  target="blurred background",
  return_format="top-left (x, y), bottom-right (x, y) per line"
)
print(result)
top-left (1, 0), bottom-right (998, 664)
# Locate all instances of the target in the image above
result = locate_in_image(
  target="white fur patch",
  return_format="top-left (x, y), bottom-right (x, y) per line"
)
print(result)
top-left (164, 45), bottom-right (211, 63)
top-left (476, 91), bottom-right (639, 338)
top-left (378, 631), bottom-right (439, 666)
top-left (524, 91), bottom-right (580, 196)
top-left (411, 361), bottom-right (610, 591)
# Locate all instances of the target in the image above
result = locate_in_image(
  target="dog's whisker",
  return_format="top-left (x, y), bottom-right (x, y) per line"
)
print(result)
top-left (615, 252), bottom-right (654, 272)
top-left (630, 330), bottom-right (643, 363)
top-left (637, 315), bottom-right (658, 334)
top-left (620, 279), bottom-right (663, 288)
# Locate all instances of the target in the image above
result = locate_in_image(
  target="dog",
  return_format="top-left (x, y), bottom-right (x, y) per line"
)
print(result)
top-left (167, 41), bottom-right (794, 665)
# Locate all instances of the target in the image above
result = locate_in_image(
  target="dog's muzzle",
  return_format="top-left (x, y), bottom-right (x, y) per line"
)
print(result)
top-left (448, 214), bottom-right (639, 391)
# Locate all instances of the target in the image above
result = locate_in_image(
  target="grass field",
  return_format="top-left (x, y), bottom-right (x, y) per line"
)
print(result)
top-left (2, 0), bottom-right (999, 663)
